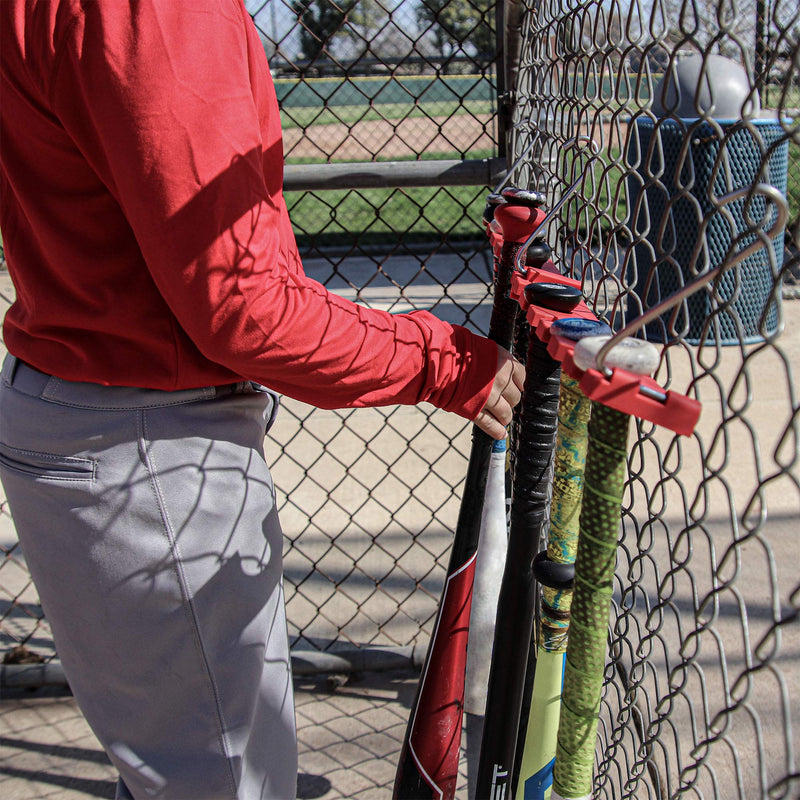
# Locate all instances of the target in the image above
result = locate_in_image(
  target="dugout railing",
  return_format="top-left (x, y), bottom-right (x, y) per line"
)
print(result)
top-left (1, 1), bottom-right (798, 798)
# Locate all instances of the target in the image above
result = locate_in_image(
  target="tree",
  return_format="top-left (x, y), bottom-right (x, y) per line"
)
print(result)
top-left (654, 0), bottom-right (757, 62)
top-left (292, 0), bottom-right (412, 66)
top-left (338, 0), bottom-right (399, 60)
top-left (417, 0), bottom-right (496, 62)
top-left (292, 0), bottom-right (356, 63)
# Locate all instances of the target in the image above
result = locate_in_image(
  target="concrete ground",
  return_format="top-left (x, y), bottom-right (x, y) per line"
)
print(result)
top-left (1, 257), bottom-right (798, 800)
top-left (0, 670), bottom-right (427, 800)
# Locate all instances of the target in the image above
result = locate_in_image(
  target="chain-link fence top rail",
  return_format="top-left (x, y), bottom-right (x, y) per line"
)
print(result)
top-left (1, 0), bottom-right (798, 798)
top-left (502, 0), bottom-right (799, 798)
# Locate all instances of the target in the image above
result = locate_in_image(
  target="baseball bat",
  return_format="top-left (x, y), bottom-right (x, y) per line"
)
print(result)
top-left (550, 334), bottom-right (661, 800)
top-left (465, 189), bottom-right (551, 788)
top-left (475, 286), bottom-right (564, 800)
top-left (513, 319), bottom-right (608, 800)
top-left (392, 200), bottom-right (545, 800)
top-left (464, 434), bottom-right (509, 798)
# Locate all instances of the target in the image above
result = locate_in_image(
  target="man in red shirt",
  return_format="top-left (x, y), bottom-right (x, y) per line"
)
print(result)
top-left (0, 2), bottom-right (524, 798)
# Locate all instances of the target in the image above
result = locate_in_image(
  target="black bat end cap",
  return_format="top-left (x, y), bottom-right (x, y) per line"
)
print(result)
top-left (524, 281), bottom-right (583, 312)
top-left (525, 240), bottom-right (553, 266)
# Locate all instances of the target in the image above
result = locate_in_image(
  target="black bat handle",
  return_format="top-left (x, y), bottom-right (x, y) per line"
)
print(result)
top-left (475, 332), bottom-right (562, 799)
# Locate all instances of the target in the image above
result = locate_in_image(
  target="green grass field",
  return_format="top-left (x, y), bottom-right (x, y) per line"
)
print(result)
top-left (284, 147), bottom-right (496, 249)
top-left (286, 183), bottom-right (491, 249)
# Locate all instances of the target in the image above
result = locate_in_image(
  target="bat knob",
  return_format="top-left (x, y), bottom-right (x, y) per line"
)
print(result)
top-left (532, 551), bottom-right (575, 590)
top-left (483, 193), bottom-right (507, 224)
top-left (524, 281), bottom-right (583, 312)
top-left (501, 186), bottom-right (547, 207)
top-left (551, 317), bottom-right (612, 340)
top-left (573, 335), bottom-right (660, 376)
top-left (524, 241), bottom-right (553, 267)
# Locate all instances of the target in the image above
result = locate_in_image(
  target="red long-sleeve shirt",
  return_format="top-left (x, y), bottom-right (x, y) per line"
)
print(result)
top-left (0, 0), bottom-right (496, 418)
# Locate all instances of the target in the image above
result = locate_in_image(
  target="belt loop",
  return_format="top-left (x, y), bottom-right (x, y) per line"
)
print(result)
top-left (3, 354), bottom-right (20, 386)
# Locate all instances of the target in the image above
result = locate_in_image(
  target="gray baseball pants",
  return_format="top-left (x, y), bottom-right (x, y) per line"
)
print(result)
top-left (0, 355), bottom-right (297, 799)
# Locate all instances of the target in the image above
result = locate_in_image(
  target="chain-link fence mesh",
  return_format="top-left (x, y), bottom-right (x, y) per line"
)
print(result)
top-left (0, 0), bottom-right (504, 667)
top-left (1, 1), bottom-right (798, 798)
top-left (501, 1), bottom-right (799, 798)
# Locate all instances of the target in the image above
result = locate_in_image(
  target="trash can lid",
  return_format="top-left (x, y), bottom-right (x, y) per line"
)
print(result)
top-left (653, 53), bottom-right (761, 119)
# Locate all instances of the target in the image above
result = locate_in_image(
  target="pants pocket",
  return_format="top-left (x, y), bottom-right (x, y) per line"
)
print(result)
top-left (0, 442), bottom-right (96, 482)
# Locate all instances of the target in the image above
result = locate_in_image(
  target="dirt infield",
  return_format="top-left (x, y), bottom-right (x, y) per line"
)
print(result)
top-left (281, 113), bottom-right (622, 165)
top-left (282, 114), bottom-right (497, 161)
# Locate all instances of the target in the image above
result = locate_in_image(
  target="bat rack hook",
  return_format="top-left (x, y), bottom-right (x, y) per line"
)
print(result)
top-left (594, 182), bottom-right (789, 377)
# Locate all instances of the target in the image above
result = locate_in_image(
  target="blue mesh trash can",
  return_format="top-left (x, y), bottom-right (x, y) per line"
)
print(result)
top-left (626, 116), bottom-right (789, 345)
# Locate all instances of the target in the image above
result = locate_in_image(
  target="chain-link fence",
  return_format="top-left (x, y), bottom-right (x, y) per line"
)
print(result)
top-left (254, 0), bottom-right (508, 660)
top-left (1, 1), bottom-right (798, 798)
top-left (499, 1), bottom-right (799, 799)
top-left (0, 0), bottom-right (505, 668)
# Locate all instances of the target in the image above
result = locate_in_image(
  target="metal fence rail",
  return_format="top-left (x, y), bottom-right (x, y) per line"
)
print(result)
top-left (1, 1), bottom-right (798, 798)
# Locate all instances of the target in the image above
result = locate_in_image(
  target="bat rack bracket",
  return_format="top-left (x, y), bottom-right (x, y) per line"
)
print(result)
top-left (510, 267), bottom-right (702, 437)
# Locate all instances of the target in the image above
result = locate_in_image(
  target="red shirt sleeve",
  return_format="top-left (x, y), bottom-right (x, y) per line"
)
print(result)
top-left (43, 0), bottom-right (496, 419)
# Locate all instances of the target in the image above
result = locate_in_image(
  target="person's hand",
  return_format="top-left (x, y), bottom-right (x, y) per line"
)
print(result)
top-left (474, 346), bottom-right (526, 440)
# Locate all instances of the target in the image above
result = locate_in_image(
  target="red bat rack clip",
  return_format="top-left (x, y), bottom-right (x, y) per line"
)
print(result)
top-left (510, 267), bottom-right (702, 437)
